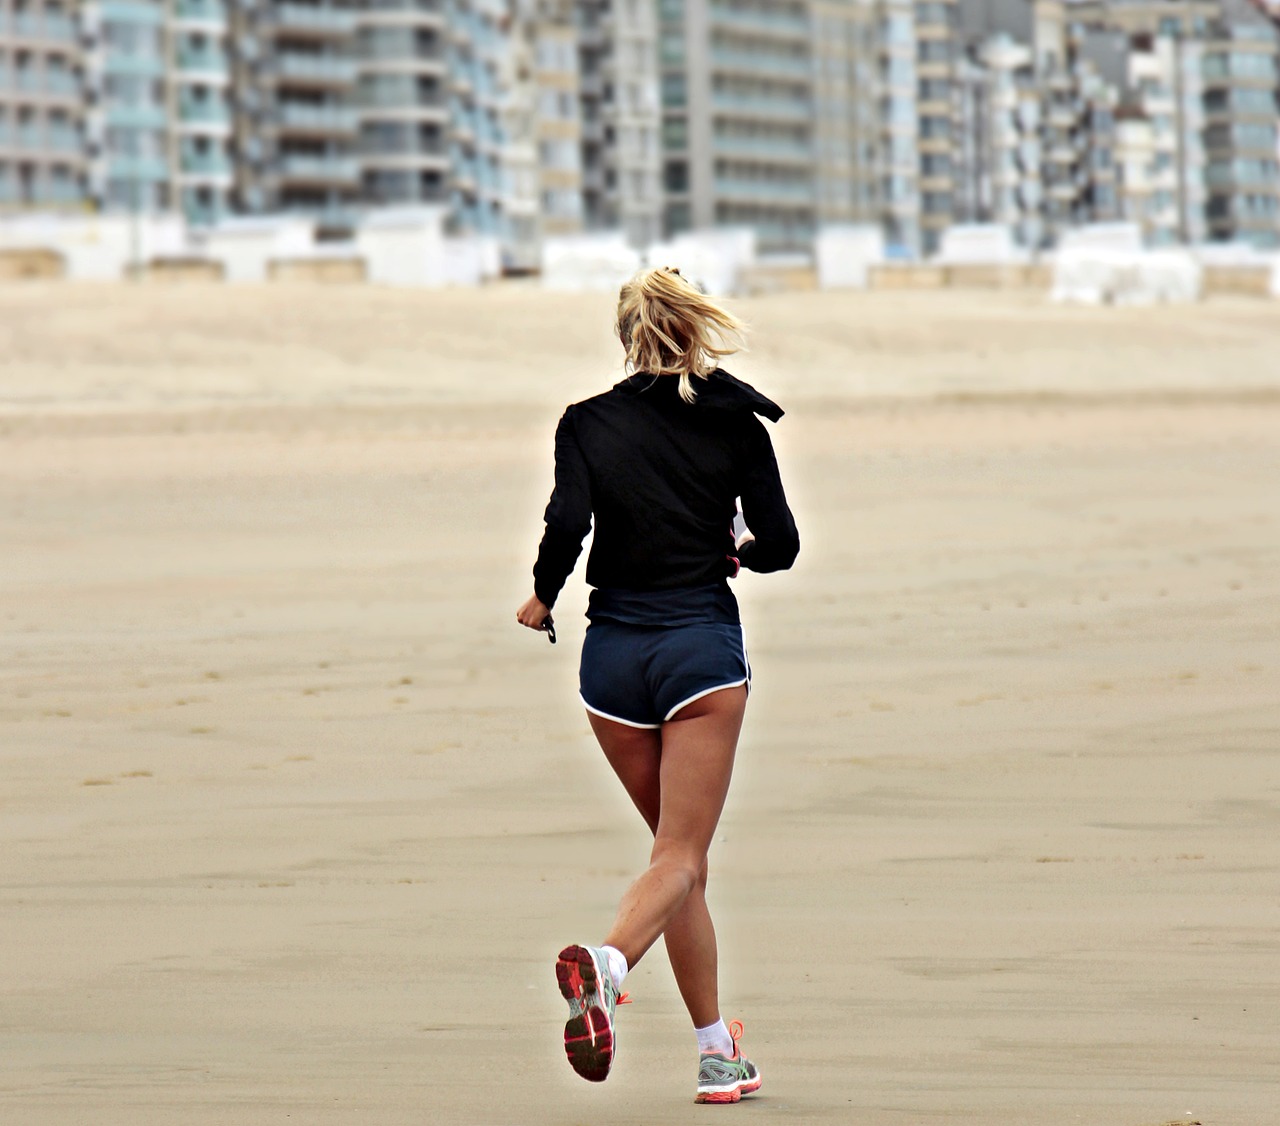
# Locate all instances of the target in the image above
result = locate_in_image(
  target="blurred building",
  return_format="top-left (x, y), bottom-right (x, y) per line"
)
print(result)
top-left (656, 0), bottom-right (818, 253)
top-left (0, 0), bottom-right (85, 210)
top-left (49, 0), bottom-right (236, 227)
top-left (578, 0), bottom-right (662, 247)
top-left (229, 0), bottom-right (363, 228)
top-left (1074, 0), bottom-right (1280, 248)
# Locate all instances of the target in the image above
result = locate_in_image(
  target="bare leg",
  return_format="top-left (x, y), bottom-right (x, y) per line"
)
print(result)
top-left (587, 686), bottom-right (746, 1021)
top-left (588, 714), bottom-right (725, 1027)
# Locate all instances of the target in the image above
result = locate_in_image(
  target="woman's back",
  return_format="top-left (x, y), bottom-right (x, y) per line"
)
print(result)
top-left (533, 369), bottom-right (798, 608)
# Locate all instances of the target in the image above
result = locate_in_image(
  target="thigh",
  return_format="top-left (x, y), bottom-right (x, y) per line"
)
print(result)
top-left (588, 711), bottom-right (663, 833)
top-left (654, 685), bottom-right (748, 859)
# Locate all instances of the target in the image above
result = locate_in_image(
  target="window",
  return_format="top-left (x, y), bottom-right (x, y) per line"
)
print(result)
top-left (661, 73), bottom-right (687, 108)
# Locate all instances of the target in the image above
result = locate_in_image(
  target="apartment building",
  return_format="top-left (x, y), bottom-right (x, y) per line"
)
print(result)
top-left (1074, 0), bottom-right (1279, 247)
top-left (357, 0), bottom-right (450, 214)
top-left (577, 0), bottom-right (662, 247)
top-left (809, 0), bottom-right (878, 231)
top-left (79, 0), bottom-right (235, 224)
top-left (229, 0), bottom-right (360, 227)
top-left (1201, 16), bottom-right (1279, 246)
top-left (956, 31), bottom-right (1046, 245)
top-left (657, 0), bottom-right (820, 252)
top-left (915, 0), bottom-right (958, 252)
top-left (0, 0), bottom-right (85, 209)
top-left (444, 0), bottom-right (509, 238)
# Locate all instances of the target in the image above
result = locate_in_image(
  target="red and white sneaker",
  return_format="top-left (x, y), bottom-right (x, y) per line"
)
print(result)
top-left (695, 1020), bottom-right (762, 1104)
top-left (555, 944), bottom-right (630, 1083)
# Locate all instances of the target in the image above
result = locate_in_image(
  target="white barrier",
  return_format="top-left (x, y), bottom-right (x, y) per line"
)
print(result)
top-left (1052, 246), bottom-right (1201, 306)
top-left (644, 228), bottom-right (757, 295)
top-left (440, 235), bottom-right (503, 288)
top-left (0, 213), bottom-right (186, 281)
top-left (541, 233), bottom-right (643, 293)
top-left (1058, 222), bottom-right (1145, 254)
top-left (204, 216), bottom-right (315, 283)
top-left (354, 207), bottom-right (447, 288)
top-left (935, 223), bottom-right (1029, 265)
top-left (815, 224), bottom-right (885, 290)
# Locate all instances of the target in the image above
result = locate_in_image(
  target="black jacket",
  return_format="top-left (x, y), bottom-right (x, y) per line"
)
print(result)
top-left (532, 369), bottom-right (799, 609)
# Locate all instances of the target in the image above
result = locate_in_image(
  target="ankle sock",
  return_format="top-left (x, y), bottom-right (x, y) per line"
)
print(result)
top-left (696, 1018), bottom-right (734, 1057)
top-left (601, 945), bottom-right (628, 991)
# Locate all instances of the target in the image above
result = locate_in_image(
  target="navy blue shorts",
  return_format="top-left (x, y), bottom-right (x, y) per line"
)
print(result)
top-left (579, 620), bottom-right (751, 729)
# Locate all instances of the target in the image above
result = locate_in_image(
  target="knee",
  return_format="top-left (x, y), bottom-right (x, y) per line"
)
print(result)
top-left (652, 844), bottom-right (704, 897)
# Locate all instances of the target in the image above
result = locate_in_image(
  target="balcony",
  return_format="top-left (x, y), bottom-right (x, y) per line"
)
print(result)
top-left (180, 101), bottom-right (233, 127)
top-left (181, 151), bottom-right (234, 176)
top-left (273, 5), bottom-right (358, 37)
top-left (13, 70), bottom-right (81, 99)
top-left (714, 177), bottom-right (814, 203)
top-left (107, 104), bottom-right (169, 129)
top-left (710, 50), bottom-right (811, 79)
top-left (275, 54), bottom-right (359, 86)
top-left (8, 12), bottom-right (78, 43)
top-left (712, 135), bottom-right (812, 162)
top-left (277, 103), bottom-right (359, 133)
top-left (711, 91), bottom-right (812, 121)
top-left (277, 154), bottom-right (361, 182)
top-left (362, 39), bottom-right (447, 67)
top-left (108, 155), bottom-right (170, 181)
top-left (104, 52), bottom-right (166, 78)
top-left (360, 0), bottom-right (446, 25)
top-left (174, 0), bottom-right (228, 26)
top-left (360, 140), bottom-right (449, 166)
top-left (178, 48), bottom-right (230, 76)
top-left (708, 3), bottom-right (809, 39)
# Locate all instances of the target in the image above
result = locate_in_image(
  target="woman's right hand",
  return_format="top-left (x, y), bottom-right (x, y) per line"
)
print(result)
top-left (516, 594), bottom-right (552, 632)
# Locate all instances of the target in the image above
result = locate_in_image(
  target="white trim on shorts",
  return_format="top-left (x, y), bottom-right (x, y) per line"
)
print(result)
top-left (662, 677), bottom-right (749, 722)
top-left (580, 694), bottom-right (661, 730)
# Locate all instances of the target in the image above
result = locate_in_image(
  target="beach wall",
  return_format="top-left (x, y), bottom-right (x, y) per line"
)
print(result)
top-left (1, 213), bottom-right (1276, 299)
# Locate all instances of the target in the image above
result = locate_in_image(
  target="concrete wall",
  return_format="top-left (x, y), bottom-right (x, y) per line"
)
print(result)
top-left (0, 248), bottom-right (65, 279)
top-left (1202, 266), bottom-right (1273, 298)
top-left (269, 258), bottom-right (367, 284)
top-left (141, 258), bottom-right (226, 283)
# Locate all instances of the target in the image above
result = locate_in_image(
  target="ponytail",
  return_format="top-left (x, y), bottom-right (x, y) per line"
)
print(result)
top-left (616, 267), bottom-right (747, 402)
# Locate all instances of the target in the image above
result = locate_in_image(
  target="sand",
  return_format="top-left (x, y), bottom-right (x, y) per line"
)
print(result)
top-left (1, 285), bottom-right (1277, 1126)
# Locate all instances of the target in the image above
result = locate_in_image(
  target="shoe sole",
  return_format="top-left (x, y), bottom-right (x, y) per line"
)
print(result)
top-left (695, 1074), bottom-right (762, 1104)
top-left (556, 944), bottom-right (614, 1083)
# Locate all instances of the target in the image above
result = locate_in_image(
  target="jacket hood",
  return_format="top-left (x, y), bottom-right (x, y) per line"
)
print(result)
top-left (616, 369), bottom-right (784, 422)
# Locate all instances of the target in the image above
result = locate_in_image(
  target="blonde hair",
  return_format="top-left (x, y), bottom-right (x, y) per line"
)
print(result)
top-left (616, 267), bottom-right (747, 403)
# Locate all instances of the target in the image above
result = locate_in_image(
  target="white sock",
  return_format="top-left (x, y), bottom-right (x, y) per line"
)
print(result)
top-left (601, 945), bottom-right (628, 991)
top-left (696, 1018), bottom-right (734, 1057)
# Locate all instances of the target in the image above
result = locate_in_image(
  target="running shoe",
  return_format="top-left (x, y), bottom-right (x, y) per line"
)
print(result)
top-left (695, 1020), bottom-right (762, 1104)
top-left (555, 944), bottom-right (630, 1082)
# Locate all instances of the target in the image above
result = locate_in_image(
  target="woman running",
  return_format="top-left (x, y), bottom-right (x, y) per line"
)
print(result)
top-left (516, 266), bottom-right (799, 1103)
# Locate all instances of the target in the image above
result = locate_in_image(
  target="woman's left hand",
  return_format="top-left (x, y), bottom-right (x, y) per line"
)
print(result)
top-left (516, 594), bottom-right (552, 632)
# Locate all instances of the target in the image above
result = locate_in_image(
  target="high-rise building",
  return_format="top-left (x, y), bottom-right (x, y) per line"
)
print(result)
top-left (357, 0), bottom-right (450, 215)
top-left (1073, 0), bottom-right (1280, 248)
top-left (658, 0), bottom-right (820, 253)
top-left (1201, 15), bottom-right (1279, 246)
top-left (915, 0), bottom-right (959, 253)
top-left (1, 0), bottom-right (85, 210)
top-left (578, 0), bottom-right (662, 247)
top-left (230, 0), bottom-right (361, 227)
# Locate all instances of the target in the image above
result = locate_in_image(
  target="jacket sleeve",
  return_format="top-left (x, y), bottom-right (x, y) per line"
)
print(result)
top-left (532, 407), bottom-right (593, 609)
top-left (735, 415), bottom-right (799, 574)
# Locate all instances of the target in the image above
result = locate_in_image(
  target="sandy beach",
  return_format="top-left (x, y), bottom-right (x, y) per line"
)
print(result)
top-left (2, 284), bottom-right (1278, 1126)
